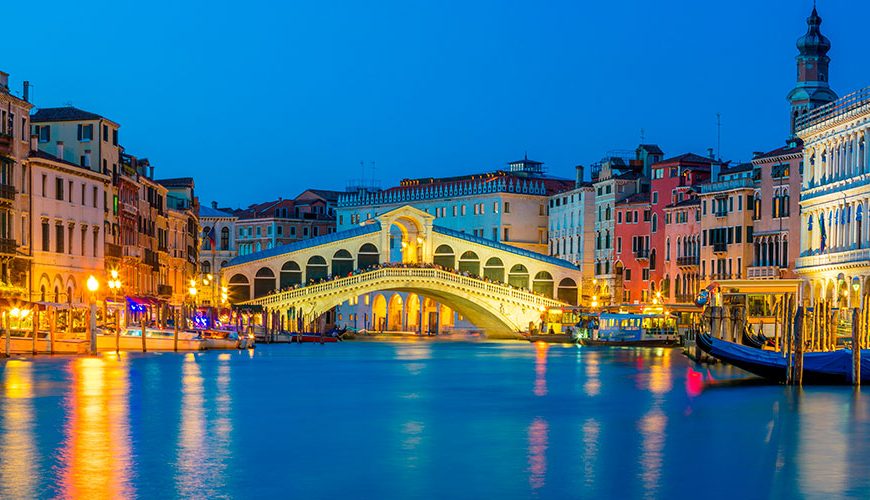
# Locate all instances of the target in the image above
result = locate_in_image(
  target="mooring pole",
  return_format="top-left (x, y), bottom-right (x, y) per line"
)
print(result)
top-left (853, 308), bottom-right (861, 386)
top-left (793, 306), bottom-right (804, 386)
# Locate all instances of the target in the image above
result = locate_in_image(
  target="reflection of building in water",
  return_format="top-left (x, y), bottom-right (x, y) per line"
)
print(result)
top-left (176, 353), bottom-right (206, 497)
top-left (581, 418), bottom-right (600, 491)
top-left (59, 357), bottom-right (131, 499)
top-left (582, 351), bottom-right (601, 397)
top-left (638, 409), bottom-right (666, 499)
top-left (534, 341), bottom-right (548, 397)
top-left (1, 360), bottom-right (36, 499)
top-left (647, 349), bottom-right (672, 395)
top-left (527, 417), bottom-right (548, 491)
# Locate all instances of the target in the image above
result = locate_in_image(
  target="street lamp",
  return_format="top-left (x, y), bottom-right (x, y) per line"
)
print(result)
top-left (188, 279), bottom-right (198, 329)
top-left (87, 275), bottom-right (99, 355)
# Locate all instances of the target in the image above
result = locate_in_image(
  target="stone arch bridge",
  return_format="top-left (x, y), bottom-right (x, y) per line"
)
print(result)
top-left (222, 206), bottom-right (582, 335)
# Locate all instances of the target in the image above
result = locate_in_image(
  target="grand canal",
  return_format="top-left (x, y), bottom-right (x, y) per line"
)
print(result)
top-left (1, 341), bottom-right (869, 499)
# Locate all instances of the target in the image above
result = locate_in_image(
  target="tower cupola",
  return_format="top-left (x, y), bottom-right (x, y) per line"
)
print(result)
top-left (787, 6), bottom-right (837, 135)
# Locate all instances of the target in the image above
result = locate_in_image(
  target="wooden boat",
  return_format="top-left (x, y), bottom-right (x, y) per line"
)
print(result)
top-left (696, 333), bottom-right (870, 385)
top-left (290, 332), bottom-right (340, 343)
top-left (201, 329), bottom-right (241, 350)
top-left (741, 328), bottom-right (766, 349)
top-left (97, 327), bottom-right (205, 351)
top-left (3, 334), bottom-right (89, 354)
top-left (578, 338), bottom-right (678, 347)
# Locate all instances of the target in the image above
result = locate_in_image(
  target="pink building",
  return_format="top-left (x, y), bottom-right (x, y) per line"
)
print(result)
top-left (748, 141), bottom-right (803, 279)
top-left (649, 154), bottom-right (716, 296)
top-left (614, 193), bottom-right (651, 304)
top-left (663, 197), bottom-right (702, 303)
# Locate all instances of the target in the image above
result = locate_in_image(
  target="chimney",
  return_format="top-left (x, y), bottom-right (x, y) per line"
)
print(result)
top-left (211, 201), bottom-right (218, 209)
top-left (30, 134), bottom-right (37, 152)
top-left (707, 147), bottom-right (715, 159)
top-left (22, 81), bottom-right (29, 102)
top-left (575, 165), bottom-right (585, 187)
top-left (149, 165), bottom-right (154, 179)
top-left (57, 141), bottom-right (64, 161)
top-left (0, 71), bottom-right (8, 91)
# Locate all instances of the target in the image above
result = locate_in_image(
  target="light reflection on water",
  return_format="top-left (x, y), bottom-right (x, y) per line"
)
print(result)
top-left (1, 343), bottom-right (870, 498)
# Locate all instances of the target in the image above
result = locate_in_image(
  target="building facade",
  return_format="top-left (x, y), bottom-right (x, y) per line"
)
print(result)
top-left (698, 163), bottom-right (755, 283)
top-left (548, 166), bottom-right (595, 303)
top-left (613, 193), bottom-right (651, 304)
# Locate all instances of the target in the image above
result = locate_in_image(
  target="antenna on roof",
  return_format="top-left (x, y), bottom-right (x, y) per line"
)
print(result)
top-left (370, 161), bottom-right (376, 186)
top-left (716, 112), bottom-right (721, 161)
top-left (640, 128), bottom-right (645, 143)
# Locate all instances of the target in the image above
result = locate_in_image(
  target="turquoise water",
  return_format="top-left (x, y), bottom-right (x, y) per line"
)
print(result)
top-left (1, 341), bottom-right (869, 499)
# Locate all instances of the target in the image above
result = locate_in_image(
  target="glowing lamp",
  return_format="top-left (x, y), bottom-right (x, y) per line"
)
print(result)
top-left (188, 286), bottom-right (198, 297)
top-left (110, 269), bottom-right (119, 280)
top-left (86, 275), bottom-right (99, 293)
top-left (10, 307), bottom-right (20, 318)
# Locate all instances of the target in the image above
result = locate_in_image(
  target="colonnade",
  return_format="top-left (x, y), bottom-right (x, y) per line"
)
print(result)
top-left (801, 197), bottom-right (869, 255)
top-left (753, 234), bottom-right (789, 268)
top-left (804, 127), bottom-right (870, 188)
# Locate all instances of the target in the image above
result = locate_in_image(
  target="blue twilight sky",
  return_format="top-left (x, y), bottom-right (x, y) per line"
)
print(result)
top-left (3, 0), bottom-right (868, 207)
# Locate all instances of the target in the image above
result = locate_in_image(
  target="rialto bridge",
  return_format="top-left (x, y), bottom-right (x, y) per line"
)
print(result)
top-left (222, 206), bottom-right (582, 335)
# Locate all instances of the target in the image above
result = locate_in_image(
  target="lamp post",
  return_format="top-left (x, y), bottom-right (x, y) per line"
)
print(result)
top-left (188, 278), bottom-right (198, 330)
top-left (108, 269), bottom-right (122, 352)
top-left (86, 275), bottom-right (99, 355)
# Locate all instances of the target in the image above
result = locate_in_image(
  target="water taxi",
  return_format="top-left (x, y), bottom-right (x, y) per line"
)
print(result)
top-left (580, 312), bottom-right (679, 347)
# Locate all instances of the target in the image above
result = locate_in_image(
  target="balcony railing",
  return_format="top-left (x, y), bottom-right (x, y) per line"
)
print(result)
top-left (0, 133), bottom-right (12, 155)
top-left (796, 248), bottom-right (870, 270)
top-left (677, 256), bottom-right (700, 267)
top-left (747, 265), bottom-right (781, 279)
top-left (0, 237), bottom-right (17, 256)
top-left (634, 249), bottom-right (649, 260)
top-left (105, 243), bottom-right (122, 259)
top-left (698, 177), bottom-right (755, 194)
top-left (713, 209), bottom-right (728, 218)
top-left (795, 84), bottom-right (870, 132)
top-left (0, 183), bottom-right (15, 201)
top-left (712, 242), bottom-right (727, 253)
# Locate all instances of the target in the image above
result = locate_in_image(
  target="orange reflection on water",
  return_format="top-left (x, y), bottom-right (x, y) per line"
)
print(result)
top-left (583, 352), bottom-right (601, 397)
top-left (527, 417), bottom-right (548, 491)
top-left (59, 356), bottom-right (132, 499)
top-left (1, 360), bottom-right (36, 499)
top-left (534, 342), bottom-right (548, 397)
top-left (647, 349), bottom-right (672, 395)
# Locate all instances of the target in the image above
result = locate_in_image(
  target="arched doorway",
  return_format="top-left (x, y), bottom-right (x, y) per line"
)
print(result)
top-left (508, 264), bottom-right (530, 289)
top-left (372, 294), bottom-right (387, 331)
top-left (557, 277), bottom-right (578, 304)
top-left (332, 249), bottom-right (354, 276)
top-left (358, 243), bottom-right (380, 269)
top-left (458, 251), bottom-right (480, 275)
top-left (433, 245), bottom-right (455, 269)
top-left (228, 274), bottom-right (250, 302)
top-left (254, 268), bottom-right (275, 298)
top-left (532, 271), bottom-right (554, 298)
top-left (387, 293), bottom-right (404, 331)
top-left (483, 257), bottom-right (505, 282)
top-left (406, 293), bottom-right (421, 332)
top-left (306, 256), bottom-right (328, 282)
top-left (280, 261), bottom-right (302, 288)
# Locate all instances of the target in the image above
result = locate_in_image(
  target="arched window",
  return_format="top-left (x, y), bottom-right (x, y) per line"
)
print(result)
top-left (557, 278), bottom-right (578, 304)
top-left (220, 227), bottom-right (230, 250)
top-left (433, 245), bottom-right (455, 269)
top-left (753, 193), bottom-right (762, 220)
top-left (202, 226), bottom-right (212, 250)
top-left (306, 255), bottom-right (328, 282)
top-left (483, 257), bottom-right (504, 282)
top-left (507, 264), bottom-right (530, 289)
top-left (280, 261), bottom-right (302, 288)
top-left (458, 251), bottom-right (480, 275)
top-left (781, 190), bottom-right (790, 217)
top-left (357, 243), bottom-right (380, 269)
top-left (650, 249), bottom-right (657, 270)
top-left (332, 249), bottom-right (354, 276)
top-left (666, 238), bottom-right (671, 261)
top-left (253, 268), bottom-right (275, 298)
top-left (201, 261), bottom-right (211, 274)
top-left (651, 214), bottom-right (658, 233)
top-left (532, 271), bottom-right (554, 298)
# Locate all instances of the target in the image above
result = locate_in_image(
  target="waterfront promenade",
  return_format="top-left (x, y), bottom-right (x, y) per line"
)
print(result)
top-left (1, 342), bottom-right (869, 499)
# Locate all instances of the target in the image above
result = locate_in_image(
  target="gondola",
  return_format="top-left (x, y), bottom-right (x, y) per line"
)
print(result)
top-left (741, 328), bottom-right (765, 349)
top-left (697, 334), bottom-right (870, 385)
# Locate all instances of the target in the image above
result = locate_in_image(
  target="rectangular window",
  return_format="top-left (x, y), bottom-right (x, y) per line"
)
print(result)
top-left (504, 202), bottom-right (510, 213)
top-left (77, 124), bottom-right (94, 142)
top-left (503, 227), bottom-right (510, 241)
top-left (102, 124), bottom-right (109, 142)
top-left (303, 227), bottom-right (309, 237)
top-left (617, 237), bottom-right (622, 253)
top-left (492, 227), bottom-right (498, 240)
top-left (38, 125), bottom-right (50, 143)
top-left (68, 181), bottom-right (72, 202)
top-left (55, 224), bottom-right (64, 253)
top-left (81, 184), bottom-right (86, 206)
top-left (618, 212), bottom-right (623, 224)
top-left (735, 226), bottom-right (742, 244)
top-left (81, 227), bottom-right (87, 255)
top-left (652, 192), bottom-right (658, 205)
top-left (624, 269), bottom-right (631, 281)
top-left (55, 177), bottom-right (64, 201)
top-left (112, 129), bottom-right (118, 146)
top-left (493, 202), bottom-right (499, 214)
top-left (93, 186), bottom-right (98, 208)
top-left (42, 221), bottom-right (50, 251)
top-left (461, 205), bottom-right (466, 216)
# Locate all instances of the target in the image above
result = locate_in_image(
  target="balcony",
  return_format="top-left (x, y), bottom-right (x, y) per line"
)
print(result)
top-left (105, 243), bottom-right (122, 259)
top-left (634, 248), bottom-right (649, 260)
top-left (157, 284), bottom-right (173, 297)
top-left (712, 242), bottom-right (727, 253)
top-left (0, 132), bottom-right (12, 156)
top-left (713, 209), bottom-right (728, 218)
top-left (0, 183), bottom-right (15, 202)
top-left (797, 248), bottom-right (870, 270)
top-left (747, 265), bottom-right (781, 279)
top-left (677, 256), bottom-right (700, 267)
top-left (123, 246), bottom-right (142, 259)
top-left (0, 238), bottom-right (16, 255)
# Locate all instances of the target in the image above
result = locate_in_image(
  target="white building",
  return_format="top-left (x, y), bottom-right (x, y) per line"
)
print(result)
top-left (795, 85), bottom-right (870, 306)
top-left (548, 166), bottom-right (595, 303)
top-left (28, 149), bottom-right (110, 303)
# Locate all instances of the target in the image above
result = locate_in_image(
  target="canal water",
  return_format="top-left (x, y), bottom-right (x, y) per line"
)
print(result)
top-left (1, 341), bottom-right (869, 499)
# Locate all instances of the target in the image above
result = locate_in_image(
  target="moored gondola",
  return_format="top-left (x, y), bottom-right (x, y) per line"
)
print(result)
top-left (697, 334), bottom-right (870, 385)
top-left (741, 328), bottom-right (765, 349)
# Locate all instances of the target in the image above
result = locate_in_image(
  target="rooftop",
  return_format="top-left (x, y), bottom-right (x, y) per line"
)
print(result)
top-left (653, 153), bottom-right (717, 168)
top-left (31, 106), bottom-right (113, 124)
top-left (157, 177), bottom-right (194, 188)
top-left (199, 205), bottom-right (236, 219)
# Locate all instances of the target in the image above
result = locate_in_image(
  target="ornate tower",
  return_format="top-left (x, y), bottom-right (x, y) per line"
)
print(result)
top-left (787, 6), bottom-right (838, 134)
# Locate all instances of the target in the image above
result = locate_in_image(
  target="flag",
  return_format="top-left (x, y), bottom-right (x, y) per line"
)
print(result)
top-left (819, 213), bottom-right (826, 253)
top-left (204, 226), bottom-right (216, 253)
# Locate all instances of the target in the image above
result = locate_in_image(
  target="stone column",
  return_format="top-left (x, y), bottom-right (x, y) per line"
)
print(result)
top-left (864, 128), bottom-right (870, 174)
